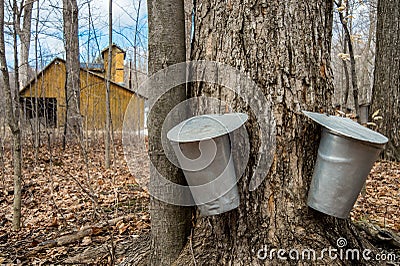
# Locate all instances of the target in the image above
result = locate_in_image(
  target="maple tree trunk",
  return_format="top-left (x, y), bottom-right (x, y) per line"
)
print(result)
top-left (147, 0), bottom-right (193, 265)
top-left (63, 0), bottom-right (82, 142)
top-left (371, 0), bottom-right (400, 161)
top-left (0, 0), bottom-right (22, 230)
top-left (171, 0), bottom-right (378, 264)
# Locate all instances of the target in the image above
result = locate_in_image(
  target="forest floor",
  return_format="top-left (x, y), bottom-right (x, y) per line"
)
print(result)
top-left (0, 134), bottom-right (150, 264)
top-left (0, 134), bottom-right (399, 264)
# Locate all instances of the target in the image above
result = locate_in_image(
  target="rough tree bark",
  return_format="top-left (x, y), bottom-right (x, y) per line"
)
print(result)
top-left (0, 0), bottom-right (22, 230)
top-left (63, 0), bottom-right (82, 143)
top-left (147, 0), bottom-right (193, 265)
top-left (371, 0), bottom-right (400, 161)
top-left (171, 0), bottom-right (378, 265)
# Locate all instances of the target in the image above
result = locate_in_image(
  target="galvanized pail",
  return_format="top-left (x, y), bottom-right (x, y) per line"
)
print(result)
top-left (303, 111), bottom-right (388, 218)
top-left (167, 113), bottom-right (248, 216)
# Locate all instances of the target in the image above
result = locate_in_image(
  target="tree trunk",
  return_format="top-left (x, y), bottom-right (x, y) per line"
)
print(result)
top-left (147, 0), bottom-right (193, 264)
top-left (184, 0), bottom-right (194, 60)
top-left (133, 0), bottom-right (142, 138)
top-left (171, 0), bottom-right (378, 264)
top-left (342, 34), bottom-right (351, 110)
top-left (371, 0), bottom-right (400, 161)
top-left (17, 0), bottom-right (33, 89)
top-left (0, 0), bottom-right (22, 230)
top-left (63, 0), bottom-right (82, 141)
top-left (337, 1), bottom-right (360, 121)
top-left (359, 0), bottom-right (376, 104)
top-left (105, 0), bottom-right (112, 169)
top-left (341, 9), bottom-right (350, 110)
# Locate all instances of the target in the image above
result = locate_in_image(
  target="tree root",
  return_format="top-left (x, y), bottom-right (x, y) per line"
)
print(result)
top-left (355, 220), bottom-right (400, 249)
top-left (64, 232), bottom-right (151, 265)
top-left (27, 214), bottom-right (135, 257)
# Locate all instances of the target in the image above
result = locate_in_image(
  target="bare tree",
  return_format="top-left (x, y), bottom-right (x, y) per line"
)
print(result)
top-left (336, 0), bottom-right (361, 120)
top-left (340, 7), bottom-right (351, 109)
top-left (331, 1), bottom-right (377, 112)
top-left (104, 0), bottom-right (112, 168)
top-left (0, 0), bottom-right (22, 230)
top-left (359, 0), bottom-right (377, 104)
top-left (372, 0), bottom-right (400, 161)
top-left (133, 0), bottom-right (142, 138)
top-left (15, 0), bottom-right (34, 89)
top-left (62, 0), bottom-right (81, 145)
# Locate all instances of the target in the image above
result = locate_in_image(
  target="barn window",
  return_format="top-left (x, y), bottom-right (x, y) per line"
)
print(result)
top-left (21, 97), bottom-right (57, 128)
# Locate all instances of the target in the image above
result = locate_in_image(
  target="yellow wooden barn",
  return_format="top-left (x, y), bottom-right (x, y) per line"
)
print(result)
top-left (20, 44), bottom-right (146, 131)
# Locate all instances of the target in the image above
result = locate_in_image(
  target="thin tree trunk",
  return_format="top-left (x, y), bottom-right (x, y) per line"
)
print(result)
top-left (337, 1), bottom-right (360, 121)
top-left (133, 0), bottom-right (141, 138)
top-left (184, 0), bottom-right (193, 60)
top-left (372, 0), bottom-right (400, 161)
top-left (63, 0), bottom-right (82, 141)
top-left (0, 0), bottom-right (22, 230)
top-left (147, 0), bottom-right (193, 264)
top-left (84, 0), bottom-right (91, 148)
top-left (33, 0), bottom-right (39, 158)
top-left (105, 0), bottom-right (112, 169)
top-left (16, 0), bottom-right (33, 89)
top-left (359, 1), bottom-right (376, 103)
top-left (342, 33), bottom-right (351, 110)
top-left (11, 1), bottom-right (23, 230)
top-left (341, 8), bottom-right (350, 110)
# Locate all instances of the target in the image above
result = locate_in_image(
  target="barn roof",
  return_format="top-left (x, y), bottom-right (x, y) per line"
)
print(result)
top-left (20, 57), bottom-right (147, 99)
top-left (80, 62), bottom-right (104, 71)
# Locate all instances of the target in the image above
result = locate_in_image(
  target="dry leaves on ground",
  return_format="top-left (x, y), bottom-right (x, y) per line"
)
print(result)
top-left (351, 160), bottom-right (400, 232)
top-left (0, 133), bottom-right (398, 264)
top-left (0, 134), bottom-right (150, 264)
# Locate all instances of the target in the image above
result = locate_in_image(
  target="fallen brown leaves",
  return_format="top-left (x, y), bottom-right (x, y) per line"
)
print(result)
top-left (351, 161), bottom-right (400, 233)
top-left (0, 133), bottom-right (398, 264)
top-left (0, 134), bottom-right (150, 264)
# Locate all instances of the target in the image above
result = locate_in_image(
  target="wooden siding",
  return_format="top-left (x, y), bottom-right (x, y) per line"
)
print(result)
top-left (20, 59), bottom-right (145, 131)
top-left (103, 48), bottom-right (125, 84)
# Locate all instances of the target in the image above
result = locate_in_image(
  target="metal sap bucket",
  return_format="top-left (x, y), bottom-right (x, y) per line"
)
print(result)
top-left (167, 113), bottom-right (248, 216)
top-left (303, 111), bottom-right (388, 218)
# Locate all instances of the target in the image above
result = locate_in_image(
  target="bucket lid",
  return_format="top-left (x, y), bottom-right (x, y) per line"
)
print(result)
top-left (167, 113), bottom-right (248, 143)
top-left (302, 111), bottom-right (388, 145)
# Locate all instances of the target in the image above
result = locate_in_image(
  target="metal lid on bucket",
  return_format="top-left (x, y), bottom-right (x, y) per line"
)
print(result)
top-left (302, 111), bottom-right (388, 145)
top-left (167, 113), bottom-right (248, 143)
